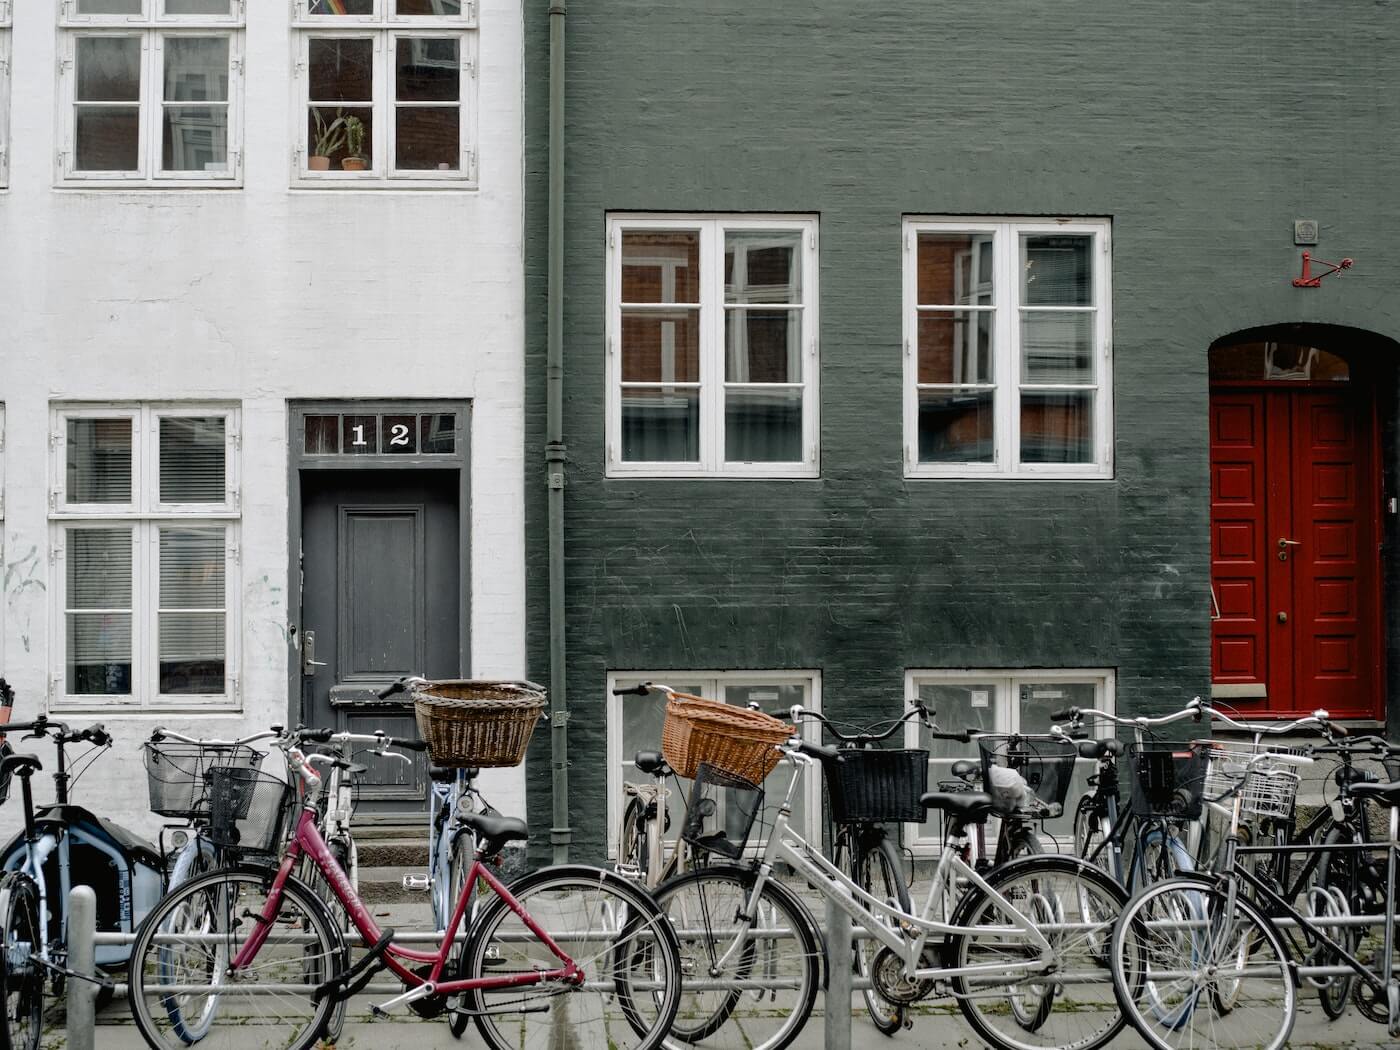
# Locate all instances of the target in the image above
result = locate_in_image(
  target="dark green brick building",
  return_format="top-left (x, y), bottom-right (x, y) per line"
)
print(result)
top-left (524, 0), bottom-right (1400, 861)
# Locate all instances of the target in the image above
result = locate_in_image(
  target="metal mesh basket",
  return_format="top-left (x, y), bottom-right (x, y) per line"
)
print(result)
top-left (681, 763), bottom-right (764, 860)
top-left (207, 768), bottom-right (296, 857)
top-left (1130, 745), bottom-right (1208, 820)
top-left (143, 741), bottom-right (264, 819)
top-left (827, 748), bottom-right (929, 824)
top-left (977, 735), bottom-right (1078, 817)
top-left (1198, 740), bottom-right (1305, 817)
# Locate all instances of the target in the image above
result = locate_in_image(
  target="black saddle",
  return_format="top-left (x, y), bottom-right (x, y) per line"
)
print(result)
top-left (0, 753), bottom-right (41, 778)
top-left (461, 809), bottom-right (529, 854)
top-left (1350, 781), bottom-right (1400, 807)
top-left (920, 791), bottom-right (994, 825)
top-left (633, 751), bottom-right (671, 777)
top-left (1077, 738), bottom-right (1125, 760)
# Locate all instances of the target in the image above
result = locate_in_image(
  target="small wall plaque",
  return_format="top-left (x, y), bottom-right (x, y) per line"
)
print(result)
top-left (1293, 219), bottom-right (1319, 246)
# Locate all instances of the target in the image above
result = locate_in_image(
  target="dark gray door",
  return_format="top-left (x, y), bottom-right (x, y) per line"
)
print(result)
top-left (300, 469), bottom-right (461, 817)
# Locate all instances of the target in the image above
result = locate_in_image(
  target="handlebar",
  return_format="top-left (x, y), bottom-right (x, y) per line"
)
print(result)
top-left (149, 727), bottom-right (281, 748)
top-left (793, 704), bottom-right (932, 746)
top-left (376, 675), bottom-right (429, 701)
top-left (1054, 696), bottom-right (1346, 741)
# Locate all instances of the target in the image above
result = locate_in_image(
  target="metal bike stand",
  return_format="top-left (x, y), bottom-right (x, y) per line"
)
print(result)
top-left (825, 894), bottom-right (852, 1050)
top-left (67, 886), bottom-right (96, 1050)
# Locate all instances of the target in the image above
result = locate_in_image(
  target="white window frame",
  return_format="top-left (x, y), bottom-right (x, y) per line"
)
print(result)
top-left (0, 2), bottom-right (11, 188)
top-left (57, 1), bottom-right (245, 186)
top-left (605, 670), bottom-right (822, 858)
top-left (291, 5), bottom-right (478, 187)
top-left (903, 218), bottom-right (1113, 480)
top-left (903, 668), bottom-right (1115, 856)
top-left (50, 403), bottom-right (241, 712)
top-left (605, 214), bottom-right (820, 479)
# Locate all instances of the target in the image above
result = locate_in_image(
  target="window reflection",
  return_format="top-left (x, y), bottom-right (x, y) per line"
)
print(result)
top-left (1210, 341), bottom-right (1350, 382)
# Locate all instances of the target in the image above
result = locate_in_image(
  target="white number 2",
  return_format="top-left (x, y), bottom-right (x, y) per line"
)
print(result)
top-left (389, 424), bottom-right (410, 446)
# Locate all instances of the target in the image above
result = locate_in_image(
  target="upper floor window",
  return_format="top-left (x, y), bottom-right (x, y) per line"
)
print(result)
top-left (50, 404), bottom-right (240, 710)
top-left (905, 219), bottom-right (1112, 479)
top-left (58, 1), bottom-right (245, 185)
top-left (0, 2), bottom-right (11, 187)
top-left (606, 215), bottom-right (820, 478)
top-left (292, 1), bottom-right (477, 185)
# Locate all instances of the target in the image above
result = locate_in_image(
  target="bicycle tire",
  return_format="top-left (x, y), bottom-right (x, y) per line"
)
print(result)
top-left (460, 864), bottom-right (682, 1050)
top-left (0, 873), bottom-right (43, 1050)
top-left (850, 830), bottom-right (909, 1036)
top-left (647, 863), bottom-right (820, 1050)
top-left (1311, 824), bottom-right (1359, 1019)
top-left (946, 854), bottom-right (1128, 1050)
top-left (1110, 874), bottom-right (1295, 1050)
top-left (1135, 825), bottom-right (1193, 890)
top-left (1003, 824), bottom-right (1044, 863)
top-left (446, 832), bottom-right (475, 1040)
top-left (618, 794), bottom-right (650, 881)
top-left (1073, 798), bottom-right (1115, 881)
top-left (128, 865), bottom-right (346, 1050)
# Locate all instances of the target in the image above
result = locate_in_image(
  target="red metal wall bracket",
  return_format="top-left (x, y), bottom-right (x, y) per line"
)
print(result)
top-left (1293, 250), bottom-right (1353, 288)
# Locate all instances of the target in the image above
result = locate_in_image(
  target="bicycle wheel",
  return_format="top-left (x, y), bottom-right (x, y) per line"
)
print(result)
top-left (647, 864), bottom-right (819, 1050)
top-left (1074, 799), bottom-right (1115, 881)
top-left (947, 854), bottom-right (1128, 1050)
top-left (1110, 875), bottom-right (1295, 1050)
top-left (851, 831), bottom-right (910, 1036)
top-left (128, 867), bottom-right (345, 1050)
top-left (461, 864), bottom-right (682, 1050)
top-left (618, 794), bottom-right (650, 880)
top-left (1310, 824), bottom-right (1359, 1019)
top-left (1005, 824), bottom-right (1044, 862)
top-left (0, 874), bottom-right (42, 1050)
top-left (1136, 826), bottom-right (1193, 889)
top-left (447, 832), bottom-right (476, 1040)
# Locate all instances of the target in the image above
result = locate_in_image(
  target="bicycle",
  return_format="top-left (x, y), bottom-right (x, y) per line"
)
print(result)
top-left (649, 713), bottom-right (1131, 1050)
top-left (1107, 703), bottom-right (1393, 1050)
top-left (126, 724), bottom-right (684, 1050)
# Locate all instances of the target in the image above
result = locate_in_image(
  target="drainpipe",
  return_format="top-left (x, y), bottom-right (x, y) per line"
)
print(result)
top-left (546, 0), bottom-right (571, 864)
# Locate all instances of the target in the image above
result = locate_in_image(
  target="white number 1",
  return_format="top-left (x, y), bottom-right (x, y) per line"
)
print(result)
top-left (389, 424), bottom-right (410, 446)
top-left (351, 424), bottom-right (367, 447)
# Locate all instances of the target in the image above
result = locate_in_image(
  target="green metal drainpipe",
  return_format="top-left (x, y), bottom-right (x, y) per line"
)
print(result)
top-left (546, 0), bottom-right (571, 864)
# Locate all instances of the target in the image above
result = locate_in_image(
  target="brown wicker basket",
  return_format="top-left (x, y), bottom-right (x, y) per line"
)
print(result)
top-left (413, 680), bottom-right (547, 768)
top-left (661, 692), bottom-right (793, 782)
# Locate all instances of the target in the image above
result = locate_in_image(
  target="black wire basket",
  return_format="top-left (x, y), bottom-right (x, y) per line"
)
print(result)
top-left (207, 768), bottom-right (296, 857)
top-left (681, 762), bottom-right (764, 860)
top-left (827, 748), bottom-right (929, 824)
top-left (977, 735), bottom-right (1078, 817)
top-left (1130, 745), bottom-right (1208, 820)
top-left (144, 741), bottom-right (264, 820)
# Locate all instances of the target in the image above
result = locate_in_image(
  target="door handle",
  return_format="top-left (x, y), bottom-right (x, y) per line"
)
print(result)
top-left (1277, 537), bottom-right (1302, 561)
top-left (302, 630), bottom-right (326, 675)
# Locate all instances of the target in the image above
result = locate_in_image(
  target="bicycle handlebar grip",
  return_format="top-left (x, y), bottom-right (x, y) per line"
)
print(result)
top-left (301, 728), bottom-right (334, 743)
top-left (83, 724), bottom-right (111, 747)
top-left (376, 679), bottom-right (409, 701)
top-left (611, 686), bottom-right (649, 696)
top-left (1050, 708), bottom-right (1075, 721)
top-left (396, 738), bottom-right (430, 752)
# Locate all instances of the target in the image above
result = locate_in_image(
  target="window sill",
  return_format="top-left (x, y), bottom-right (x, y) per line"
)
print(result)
top-left (292, 176), bottom-right (479, 192)
top-left (905, 468), bottom-right (1114, 482)
top-left (50, 702), bottom-right (242, 716)
top-left (55, 180), bottom-right (244, 192)
top-left (606, 465), bottom-right (821, 481)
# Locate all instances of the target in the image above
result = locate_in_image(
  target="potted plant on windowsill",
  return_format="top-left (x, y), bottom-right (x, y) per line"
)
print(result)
top-left (310, 108), bottom-right (346, 172)
top-left (341, 116), bottom-right (368, 172)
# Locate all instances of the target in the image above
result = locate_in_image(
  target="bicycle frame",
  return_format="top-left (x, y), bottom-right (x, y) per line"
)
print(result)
top-left (233, 807), bottom-right (581, 1001)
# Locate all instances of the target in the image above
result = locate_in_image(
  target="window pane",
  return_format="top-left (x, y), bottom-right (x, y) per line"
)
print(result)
top-left (165, 0), bottom-right (232, 14)
top-left (419, 413), bottom-right (456, 453)
top-left (917, 233), bottom-right (994, 306)
top-left (66, 528), bottom-right (133, 697)
top-left (308, 0), bottom-right (374, 14)
top-left (621, 310), bottom-right (699, 383)
top-left (67, 418), bottom-right (132, 504)
top-left (77, 0), bottom-right (142, 14)
top-left (913, 682), bottom-right (999, 839)
top-left (305, 414), bottom-right (340, 454)
top-left (396, 0), bottom-right (463, 13)
top-left (917, 311), bottom-right (993, 385)
top-left (725, 309), bottom-right (800, 383)
top-left (308, 105), bottom-right (373, 167)
top-left (724, 388), bottom-right (802, 463)
top-left (621, 232), bottom-right (699, 304)
top-left (1023, 235), bottom-right (1093, 306)
top-left (163, 106), bottom-right (229, 171)
top-left (1018, 681), bottom-right (1098, 736)
top-left (1020, 390), bottom-right (1094, 463)
top-left (164, 37), bottom-right (228, 101)
top-left (918, 389), bottom-right (994, 464)
top-left (160, 416), bottom-right (225, 502)
top-left (382, 415), bottom-right (417, 453)
top-left (617, 678), bottom-right (707, 845)
top-left (343, 414), bottom-right (378, 454)
top-left (621, 388), bottom-right (699, 462)
top-left (76, 37), bottom-right (141, 101)
top-left (159, 528), bottom-right (225, 695)
top-left (397, 38), bottom-right (459, 100)
top-left (76, 107), bottom-right (140, 170)
top-left (722, 682), bottom-right (809, 830)
top-left (68, 528), bottom-right (133, 608)
top-left (395, 107), bottom-right (459, 170)
top-left (309, 38), bottom-right (373, 101)
top-left (725, 231), bottom-right (802, 304)
top-left (1021, 311), bottom-right (1095, 384)
top-left (1209, 341), bottom-right (1350, 383)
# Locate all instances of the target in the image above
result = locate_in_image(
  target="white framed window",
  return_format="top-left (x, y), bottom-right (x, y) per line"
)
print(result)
top-left (904, 218), bottom-right (1112, 479)
top-left (292, 1), bottom-right (477, 185)
top-left (50, 404), bottom-right (240, 711)
top-left (606, 215), bottom-right (820, 478)
top-left (606, 671), bottom-right (821, 857)
top-left (57, 1), bottom-right (245, 185)
top-left (0, 2), bottom-right (11, 187)
top-left (903, 669), bottom-right (1115, 855)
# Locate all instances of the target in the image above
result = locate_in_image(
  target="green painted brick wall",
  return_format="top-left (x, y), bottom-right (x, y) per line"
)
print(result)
top-left (524, 0), bottom-right (1400, 861)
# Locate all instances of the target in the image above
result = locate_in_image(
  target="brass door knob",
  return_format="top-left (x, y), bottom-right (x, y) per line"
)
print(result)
top-left (1277, 611), bottom-right (1288, 624)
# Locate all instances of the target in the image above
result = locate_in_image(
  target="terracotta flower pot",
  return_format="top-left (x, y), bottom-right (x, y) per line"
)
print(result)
top-left (341, 157), bottom-right (368, 172)
top-left (308, 155), bottom-right (331, 171)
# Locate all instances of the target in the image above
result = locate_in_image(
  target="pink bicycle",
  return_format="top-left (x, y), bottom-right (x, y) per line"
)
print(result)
top-left (125, 726), bottom-right (682, 1050)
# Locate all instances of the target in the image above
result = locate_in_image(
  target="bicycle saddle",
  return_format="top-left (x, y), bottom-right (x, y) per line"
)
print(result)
top-left (1349, 781), bottom-right (1400, 807)
top-left (0, 753), bottom-right (40, 778)
top-left (1076, 739), bottom-right (1125, 760)
top-left (633, 751), bottom-right (671, 776)
top-left (950, 759), bottom-right (980, 780)
top-left (920, 791), bottom-right (993, 824)
top-left (461, 810), bottom-right (529, 854)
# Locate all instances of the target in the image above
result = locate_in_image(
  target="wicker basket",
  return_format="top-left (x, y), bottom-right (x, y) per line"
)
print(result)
top-left (413, 680), bottom-right (547, 768)
top-left (661, 692), bottom-right (793, 782)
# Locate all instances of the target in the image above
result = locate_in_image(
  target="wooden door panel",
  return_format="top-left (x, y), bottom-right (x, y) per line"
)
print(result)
top-left (1210, 395), bottom-right (1270, 687)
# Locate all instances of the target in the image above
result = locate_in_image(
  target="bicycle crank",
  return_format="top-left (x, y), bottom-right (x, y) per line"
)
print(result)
top-left (870, 946), bottom-right (937, 1005)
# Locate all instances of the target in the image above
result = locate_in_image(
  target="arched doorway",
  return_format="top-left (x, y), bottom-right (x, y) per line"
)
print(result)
top-left (1209, 328), bottom-right (1384, 719)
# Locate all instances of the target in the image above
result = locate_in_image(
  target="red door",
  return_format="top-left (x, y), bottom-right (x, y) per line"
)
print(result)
top-left (1210, 386), bottom-right (1382, 718)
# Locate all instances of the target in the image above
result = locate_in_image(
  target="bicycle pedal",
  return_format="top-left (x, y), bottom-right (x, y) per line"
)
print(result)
top-left (400, 873), bottom-right (431, 892)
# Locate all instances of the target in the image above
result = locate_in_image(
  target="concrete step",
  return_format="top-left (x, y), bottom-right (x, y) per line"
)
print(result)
top-left (358, 865), bottom-right (435, 904)
top-left (358, 837), bottom-right (429, 867)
